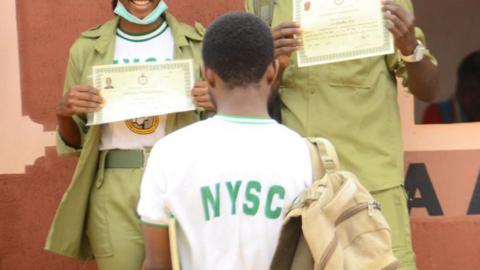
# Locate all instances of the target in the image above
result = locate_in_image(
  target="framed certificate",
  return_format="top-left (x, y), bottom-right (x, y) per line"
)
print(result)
top-left (88, 60), bottom-right (195, 126)
top-left (293, 0), bottom-right (394, 67)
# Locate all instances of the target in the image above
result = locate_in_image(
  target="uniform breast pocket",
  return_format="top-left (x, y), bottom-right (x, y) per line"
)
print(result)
top-left (327, 58), bottom-right (376, 89)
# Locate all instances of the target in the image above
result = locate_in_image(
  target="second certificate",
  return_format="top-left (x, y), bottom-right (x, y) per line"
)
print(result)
top-left (294, 0), bottom-right (394, 67)
top-left (88, 60), bottom-right (195, 126)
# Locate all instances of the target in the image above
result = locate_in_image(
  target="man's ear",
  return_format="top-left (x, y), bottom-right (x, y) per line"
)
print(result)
top-left (266, 60), bottom-right (279, 86)
top-left (202, 65), bottom-right (216, 90)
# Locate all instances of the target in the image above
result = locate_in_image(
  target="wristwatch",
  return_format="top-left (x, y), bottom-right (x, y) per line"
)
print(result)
top-left (400, 41), bottom-right (427, 63)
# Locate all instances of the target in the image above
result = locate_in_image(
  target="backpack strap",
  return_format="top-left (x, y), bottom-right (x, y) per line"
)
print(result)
top-left (253, 0), bottom-right (275, 26)
top-left (304, 137), bottom-right (340, 182)
top-left (286, 137), bottom-right (340, 209)
top-left (305, 138), bottom-right (357, 219)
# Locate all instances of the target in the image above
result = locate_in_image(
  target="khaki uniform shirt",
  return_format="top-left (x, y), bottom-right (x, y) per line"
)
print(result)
top-left (45, 13), bottom-right (205, 260)
top-left (246, 0), bottom-right (437, 191)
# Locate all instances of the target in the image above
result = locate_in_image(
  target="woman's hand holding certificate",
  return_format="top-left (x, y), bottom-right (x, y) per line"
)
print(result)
top-left (56, 85), bottom-right (104, 117)
top-left (87, 60), bottom-right (195, 126)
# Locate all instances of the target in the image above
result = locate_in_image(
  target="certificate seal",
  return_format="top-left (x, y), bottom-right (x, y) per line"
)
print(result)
top-left (125, 116), bottom-right (160, 135)
top-left (138, 73), bottom-right (149, 85)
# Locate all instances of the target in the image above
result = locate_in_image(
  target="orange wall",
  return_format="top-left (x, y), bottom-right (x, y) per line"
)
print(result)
top-left (0, 1), bottom-right (242, 269)
top-left (1, 0), bottom-right (479, 269)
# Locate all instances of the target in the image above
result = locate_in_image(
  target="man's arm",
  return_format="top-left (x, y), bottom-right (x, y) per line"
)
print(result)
top-left (138, 145), bottom-right (173, 270)
top-left (142, 224), bottom-right (172, 270)
top-left (403, 56), bottom-right (438, 102)
top-left (383, 0), bottom-right (439, 102)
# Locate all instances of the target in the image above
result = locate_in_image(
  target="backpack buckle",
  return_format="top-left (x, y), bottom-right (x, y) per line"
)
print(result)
top-left (304, 189), bottom-right (323, 201)
top-left (321, 156), bottom-right (337, 172)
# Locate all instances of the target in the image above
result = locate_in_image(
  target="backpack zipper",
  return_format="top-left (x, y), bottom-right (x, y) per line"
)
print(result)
top-left (368, 200), bottom-right (381, 217)
top-left (318, 200), bottom-right (384, 269)
top-left (318, 235), bottom-right (339, 270)
top-left (334, 200), bottom-right (381, 227)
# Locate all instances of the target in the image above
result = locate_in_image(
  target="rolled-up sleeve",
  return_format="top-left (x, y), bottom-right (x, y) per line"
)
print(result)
top-left (56, 47), bottom-right (89, 156)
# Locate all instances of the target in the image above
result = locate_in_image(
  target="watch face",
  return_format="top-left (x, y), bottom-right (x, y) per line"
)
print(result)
top-left (415, 44), bottom-right (426, 61)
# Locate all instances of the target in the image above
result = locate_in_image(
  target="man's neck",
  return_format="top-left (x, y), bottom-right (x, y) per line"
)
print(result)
top-left (215, 87), bottom-right (270, 118)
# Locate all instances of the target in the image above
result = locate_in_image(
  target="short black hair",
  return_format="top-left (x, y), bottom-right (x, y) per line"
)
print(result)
top-left (458, 51), bottom-right (480, 79)
top-left (202, 12), bottom-right (274, 88)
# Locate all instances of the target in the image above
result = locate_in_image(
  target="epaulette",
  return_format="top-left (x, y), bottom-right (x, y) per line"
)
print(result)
top-left (183, 21), bottom-right (205, 41)
top-left (80, 24), bottom-right (103, 39)
top-left (79, 18), bottom-right (118, 39)
top-left (194, 22), bottom-right (206, 36)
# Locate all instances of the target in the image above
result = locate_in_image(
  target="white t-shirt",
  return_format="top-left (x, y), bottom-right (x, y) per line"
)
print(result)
top-left (137, 114), bottom-right (312, 270)
top-left (100, 22), bottom-right (174, 150)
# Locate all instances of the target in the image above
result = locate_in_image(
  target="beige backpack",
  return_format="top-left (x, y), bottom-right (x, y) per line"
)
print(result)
top-left (270, 137), bottom-right (400, 270)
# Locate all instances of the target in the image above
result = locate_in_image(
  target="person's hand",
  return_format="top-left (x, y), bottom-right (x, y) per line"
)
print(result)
top-left (382, 0), bottom-right (418, 55)
top-left (271, 22), bottom-right (303, 70)
top-left (56, 85), bottom-right (104, 117)
top-left (191, 81), bottom-right (216, 111)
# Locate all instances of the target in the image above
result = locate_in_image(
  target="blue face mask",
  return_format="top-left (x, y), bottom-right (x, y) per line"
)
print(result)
top-left (114, 1), bottom-right (168, 25)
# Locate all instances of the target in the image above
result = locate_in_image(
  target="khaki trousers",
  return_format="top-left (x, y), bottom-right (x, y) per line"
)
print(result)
top-left (87, 167), bottom-right (145, 270)
top-left (372, 186), bottom-right (416, 270)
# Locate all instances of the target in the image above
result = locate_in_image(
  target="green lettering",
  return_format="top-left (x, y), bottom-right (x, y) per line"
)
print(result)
top-left (243, 181), bottom-right (261, 216)
top-left (121, 58), bottom-right (140, 64)
top-left (226, 181), bottom-right (242, 215)
top-left (145, 57), bottom-right (157, 63)
top-left (201, 183), bottom-right (220, 221)
top-left (265, 185), bottom-right (285, 219)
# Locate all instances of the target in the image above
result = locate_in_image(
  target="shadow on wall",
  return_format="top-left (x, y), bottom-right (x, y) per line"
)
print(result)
top-left (0, 147), bottom-right (94, 269)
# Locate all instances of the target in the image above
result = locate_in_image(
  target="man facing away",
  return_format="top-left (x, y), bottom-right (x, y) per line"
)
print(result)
top-left (245, 0), bottom-right (439, 268)
top-left (137, 12), bottom-right (313, 270)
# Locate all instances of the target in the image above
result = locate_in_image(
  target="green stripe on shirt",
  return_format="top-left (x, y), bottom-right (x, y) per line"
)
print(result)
top-left (117, 21), bottom-right (168, 42)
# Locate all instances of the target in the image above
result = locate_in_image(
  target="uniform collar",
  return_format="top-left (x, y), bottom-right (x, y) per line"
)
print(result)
top-left (166, 13), bottom-right (204, 47)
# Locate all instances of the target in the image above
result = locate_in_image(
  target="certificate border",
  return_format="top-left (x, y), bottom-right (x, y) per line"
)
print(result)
top-left (294, 0), bottom-right (394, 67)
top-left (89, 60), bottom-right (195, 126)
top-left (93, 60), bottom-right (193, 95)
